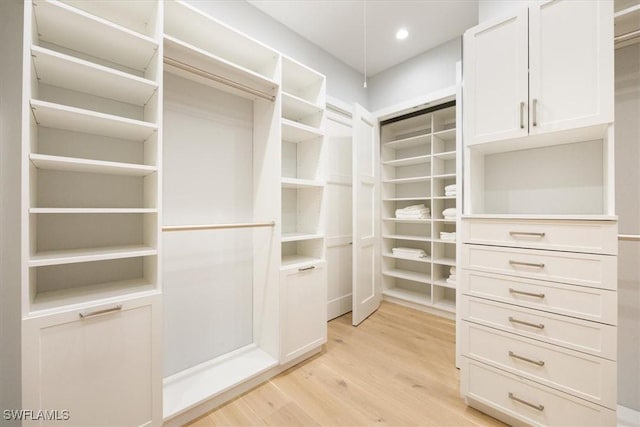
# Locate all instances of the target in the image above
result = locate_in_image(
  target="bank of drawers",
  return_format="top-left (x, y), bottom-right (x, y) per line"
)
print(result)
top-left (460, 218), bottom-right (618, 426)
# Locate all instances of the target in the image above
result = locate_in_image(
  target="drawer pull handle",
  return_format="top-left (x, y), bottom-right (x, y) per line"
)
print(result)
top-left (79, 305), bottom-right (122, 319)
top-left (509, 392), bottom-right (544, 411)
top-left (509, 260), bottom-right (545, 269)
top-left (509, 316), bottom-right (545, 329)
top-left (298, 266), bottom-right (316, 272)
top-left (509, 231), bottom-right (545, 238)
top-left (532, 98), bottom-right (538, 127)
top-left (519, 102), bottom-right (525, 129)
top-left (509, 288), bottom-right (545, 299)
top-left (509, 351), bottom-right (545, 366)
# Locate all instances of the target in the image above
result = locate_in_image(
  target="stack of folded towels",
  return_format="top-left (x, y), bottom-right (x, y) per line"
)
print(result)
top-left (445, 184), bottom-right (457, 197)
top-left (447, 266), bottom-right (457, 285)
top-left (392, 247), bottom-right (427, 259)
top-left (440, 231), bottom-right (457, 241)
top-left (396, 204), bottom-right (430, 219)
top-left (442, 207), bottom-right (457, 220)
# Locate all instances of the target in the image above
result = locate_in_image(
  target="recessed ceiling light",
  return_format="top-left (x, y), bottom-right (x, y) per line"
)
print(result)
top-left (396, 28), bottom-right (409, 41)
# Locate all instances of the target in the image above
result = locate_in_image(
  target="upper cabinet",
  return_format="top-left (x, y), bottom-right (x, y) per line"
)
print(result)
top-left (464, 0), bottom-right (613, 147)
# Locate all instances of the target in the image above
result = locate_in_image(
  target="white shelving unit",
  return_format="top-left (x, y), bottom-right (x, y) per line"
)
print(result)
top-left (380, 102), bottom-right (459, 316)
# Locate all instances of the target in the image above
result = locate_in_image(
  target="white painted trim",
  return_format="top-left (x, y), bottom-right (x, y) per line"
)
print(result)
top-left (372, 85), bottom-right (456, 121)
top-left (618, 405), bottom-right (640, 427)
top-left (326, 95), bottom-right (353, 118)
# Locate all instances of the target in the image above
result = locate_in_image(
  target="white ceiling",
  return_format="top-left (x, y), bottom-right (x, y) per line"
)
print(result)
top-left (248, 0), bottom-right (479, 76)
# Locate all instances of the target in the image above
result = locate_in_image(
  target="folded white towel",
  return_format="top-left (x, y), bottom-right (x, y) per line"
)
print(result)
top-left (446, 277), bottom-right (457, 285)
top-left (450, 266), bottom-right (457, 276)
top-left (392, 247), bottom-right (427, 259)
top-left (442, 207), bottom-right (457, 217)
top-left (444, 184), bottom-right (457, 192)
top-left (402, 204), bottom-right (428, 211)
top-left (445, 191), bottom-right (457, 196)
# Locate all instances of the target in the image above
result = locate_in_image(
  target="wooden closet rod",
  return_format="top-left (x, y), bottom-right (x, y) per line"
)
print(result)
top-left (164, 56), bottom-right (276, 102)
top-left (618, 234), bottom-right (640, 241)
top-left (615, 28), bottom-right (640, 44)
top-left (162, 221), bottom-right (276, 232)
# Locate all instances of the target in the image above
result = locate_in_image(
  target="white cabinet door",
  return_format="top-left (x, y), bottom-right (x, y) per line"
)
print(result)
top-left (463, 9), bottom-right (529, 146)
top-left (22, 295), bottom-right (162, 427)
top-left (529, 0), bottom-right (613, 135)
top-left (281, 262), bottom-right (327, 363)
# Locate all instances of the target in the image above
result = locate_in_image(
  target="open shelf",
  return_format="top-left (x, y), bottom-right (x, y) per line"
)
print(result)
top-left (31, 46), bottom-right (158, 106)
top-left (433, 151), bottom-right (456, 160)
top-left (383, 286), bottom-right (431, 305)
top-left (30, 99), bottom-right (157, 142)
top-left (30, 154), bottom-right (156, 176)
top-left (282, 56), bottom-right (325, 104)
top-left (281, 178), bottom-right (324, 189)
top-left (60, 0), bottom-right (158, 37)
top-left (383, 269), bottom-right (431, 284)
top-left (282, 92), bottom-right (324, 126)
top-left (33, 0), bottom-right (158, 72)
top-left (432, 298), bottom-right (456, 313)
top-left (384, 197), bottom-right (430, 202)
top-left (383, 234), bottom-right (431, 242)
top-left (383, 134), bottom-right (431, 150)
top-left (433, 128), bottom-right (456, 142)
top-left (383, 218), bottom-right (431, 224)
top-left (281, 233), bottom-right (324, 243)
top-left (383, 176), bottom-right (431, 184)
top-left (30, 208), bottom-right (157, 214)
top-left (281, 254), bottom-right (324, 269)
top-left (282, 119), bottom-right (324, 143)
top-left (432, 239), bottom-right (456, 244)
top-left (432, 173), bottom-right (456, 179)
top-left (432, 278), bottom-right (456, 289)
top-left (433, 257), bottom-right (456, 266)
top-left (382, 155), bottom-right (431, 167)
top-left (383, 253), bottom-right (431, 263)
top-left (29, 245), bottom-right (157, 267)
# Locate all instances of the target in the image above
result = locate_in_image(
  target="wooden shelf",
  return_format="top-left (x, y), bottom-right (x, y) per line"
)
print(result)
top-left (281, 255), bottom-right (324, 269)
top-left (31, 46), bottom-right (158, 106)
top-left (33, 0), bottom-right (158, 72)
top-left (30, 208), bottom-right (157, 214)
top-left (282, 119), bottom-right (324, 143)
top-left (432, 150), bottom-right (456, 160)
top-left (383, 269), bottom-right (431, 284)
top-left (383, 287), bottom-right (431, 305)
top-left (30, 278), bottom-right (157, 314)
top-left (282, 92), bottom-right (324, 123)
top-left (383, 176), bottom-right (431, 184)
top-left (433, 257), bottom-right (456, 267)
top-left (29, 245), bottom-right (157, 267)
top-left (433, 128), bottom-right (456, 142)
top-left (281, 233), bottom-right (324, 243)
top-left (281, 178), bottom-right (324, 189)
top-left (383, 253), bottom-right (431, 263)
top-left (383, 234), bottom-right (431, 242)
top-left (30, 99), bottom-right (157, 142)
top-left (30, 153), bottom-right (156, 176)
top-left (384, 134), bottom-right (430, 150)
top-left (382, 155), bottom-right (431, 167)
top-left (382, 218), bottom-right (431, 224)
top-left (163, 35), bottom-right (278, 101)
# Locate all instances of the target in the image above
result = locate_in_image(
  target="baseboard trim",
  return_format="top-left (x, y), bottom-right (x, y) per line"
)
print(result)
top-left (618, 405), bottom-right (640, 427)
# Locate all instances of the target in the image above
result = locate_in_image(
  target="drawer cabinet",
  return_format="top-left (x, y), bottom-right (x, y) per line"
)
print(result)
top-left (462, 358), bottom-right (617, 427)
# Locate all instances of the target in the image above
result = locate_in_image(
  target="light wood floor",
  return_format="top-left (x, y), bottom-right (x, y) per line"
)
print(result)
top-left (187, 301), bottom-right (505, 426)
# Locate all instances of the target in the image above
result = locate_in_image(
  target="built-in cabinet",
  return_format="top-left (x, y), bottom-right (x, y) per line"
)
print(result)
top-left (460, 1), bottom-right (617, 426)
top-left (464, 0), bottom-right (613, 147)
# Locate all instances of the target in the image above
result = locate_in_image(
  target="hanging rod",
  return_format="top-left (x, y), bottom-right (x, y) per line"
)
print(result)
top-left (619, 234), bottom-right (640, 241)
top-left (164, 56), bottom-right (276, 102)
top-left (615, 28), bottom-right (640, 43)
top-left (163, 221), bottom-right (276, 232)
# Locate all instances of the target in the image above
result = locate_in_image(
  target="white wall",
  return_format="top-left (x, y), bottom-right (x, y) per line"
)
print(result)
top-left (478, 0), bottom-right (541, 22)
top-left (367, 38), bottom-right (461, 112)
top-left (185, 0), bottom-right (368, 107)
top-left (0, 0), bottom-right (23, 421)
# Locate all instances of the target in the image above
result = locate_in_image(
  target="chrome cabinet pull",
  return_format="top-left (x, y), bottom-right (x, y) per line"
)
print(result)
top-left (509, 392), bottom-right (544, 411)
top-left (298, 266), bottom-right (316, 272)
top-left (532, 98), bottom-right (538, 126)
top-left (509, 288), bottom-right (545, 298)
top-left (520, 102), bottom-right (525, 129)
top-left (509, 316), bottom-right (545, 329)
top-left (509, 260), bottom-right (545, 269)
top-left (79, 305), bottom-right (122, 319)
top-left (509, 351), bottom-right (545, 366)
top-left (509, 231), bottom-right (545, 238)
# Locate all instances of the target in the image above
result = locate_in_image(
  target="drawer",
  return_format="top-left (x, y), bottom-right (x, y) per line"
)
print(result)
top-left (461, 322), bottom-right (616, 408)
top-left (461, 358), bottom-right (617, 427)
top-left (461, 270), bottom-right (617, 325)
top-left (462, 244), bottom-right (617, 290)
top-left (461, 218), bottom-right (617, 255)
top-left (461, 296), bottom-right (616, 360)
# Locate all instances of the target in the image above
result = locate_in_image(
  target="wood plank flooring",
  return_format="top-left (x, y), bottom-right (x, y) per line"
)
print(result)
top-left (187, 301), bottom-right (504, 426)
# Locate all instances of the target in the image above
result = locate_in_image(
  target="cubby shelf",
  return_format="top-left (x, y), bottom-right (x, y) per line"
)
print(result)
top-left (383, 197), bottom-right (430, 202)
top-left (382, 218), bottom-right (431, 224)
top-left (30, 154), bottom-right (157, 176)
top-left (383, 176), bottom-right (431, 184)
top-left (30, 208), bottom-right (157, 214)
top-left (281, 255), bottom-right (323, 269)
top-left (29, 245), bottom-right (157, 267)
top-left (383, 134), bottom-right (431, 150)
top-left (432, 173), bottom-right (456, 179)
top-left (383, 234), bottom-right (432, 242)
top-left (31, 46), bottom-right (158, 106)
top-left (30, 99), bottom-right (157, 142)
top-left (282, 92), bottom-right (323, 122)
top-left (60, 0), bottom-right (158, 37)
top-left (33, 0), bottom-right (158, 72)
top-left (383, 253), bottom-right (431, 263)
top-left (281, 177), bottom-right (324, 189)
top-left (281, 119), bottom-right (324, 142)
top-left (382, 155), bottom-right (431, 167)
top-left (282, 56), bottom-right (324, 104)
top-left (432, 278), bottom-right (457, 289)
top-left (433, 128), bottom-right (456, 141)
top-left (383, 269), bottom-right (431, 284)
top-left (281, 233), bottom-right (324, 243)
top-left (432, 299), bottom-right (456, 313)
top-left (433, 257), bottom-right (456, 266)
top-left (432, 239), bottom-right (456, 244)
top-left (383, 287), bottom-right (431, 306)
top-left (433, 151), bottom-right (456, 160)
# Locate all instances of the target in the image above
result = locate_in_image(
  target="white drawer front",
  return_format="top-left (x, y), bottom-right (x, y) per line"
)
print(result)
top-left (462, 218), bottom-right (617, 255)
top-left (461, 270), bottom-right (617, 325)
top-left (462, 244), bottom-right (617, 290)
top-left (462, 322), bottom-right (616, 408)
top-left (461, 296), bottom-right (616, 360)
top-left (462, 358), bottom-right (617, 427)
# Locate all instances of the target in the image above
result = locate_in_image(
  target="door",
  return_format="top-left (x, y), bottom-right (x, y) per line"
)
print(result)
top-left (529, 0), bottom-right (613, 135)
top-left (463, 8), bottom-right (529, 145)
top-left (352, 104), bottom-right (381, 325)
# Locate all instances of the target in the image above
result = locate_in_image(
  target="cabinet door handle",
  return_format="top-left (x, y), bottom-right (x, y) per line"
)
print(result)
top-left (509, 231), bottom-right (545, 238)
top-left (509, 288), bottom-right (545, 298)
top-left (79, 305), bottom-right (122, 319)
top-left (532, 98), bottom-right (538, 127)
top-left (509, 316), bottom-right (545, 329)
top-left (508, 392), bottom-right (544, 411)
top-left (509, 351), bottom-right (545, 366)
top-left (298, 266), bottom-right (316, 272)
top-left (509, 260), bottom-right (545, 269)
top-left (519, 102), bottom-right (525, 129)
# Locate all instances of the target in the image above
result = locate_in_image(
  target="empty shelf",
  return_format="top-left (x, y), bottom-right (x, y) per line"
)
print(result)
top-left (432, 173), bottom-right (456, 179)
top-left (383, 287), bottom-right (431, 305)
top-left (383, 253), bottom-right (431, 263)
top-left (433, 298), bottom-right (456, 313)
top-left (30, 208), bottom-right (157, 214)
top-left (30, 153), bottom-right (157, 176)
top-left (433, 279), bottom-right (457, 290)
top-left (382, 155), bottom-right (431, 167)
top-left (383, 176), bottom-right (431, 184)
top-left (432, 151), bottom-right (456, 160)
top-left (29, 245), bottom-right (157, 267)
top-left (282, 56), bottom-right (325, 103)
top-left (281, 178), bottom-right (324, 189)
top-left (433, 257), bottom-right (456, 267)
top-left (60, 0), bottom-right (158, 37)
top-left (383, 234), bottom-right (431, 242)
top-left (30, 99), bottom-right (157, 141)
top-left (383, 134), bottom-right (430, 150)
top-left (31, 46), bottom-right (158, 106)
top-left (282, 92), bottom-right (324, 123)
top-left (433, 128), bottom-right (456, 142)
top-left (281, 233), bottom-right (324, 243)
top-left (281, 255), bottom-right (324, 269)
top-left (33, 0), bottom-right (158, 71)
top-left (383, 269), bottom-right (431, 284)
top-left (282, 119), bottom-right (324, 142)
